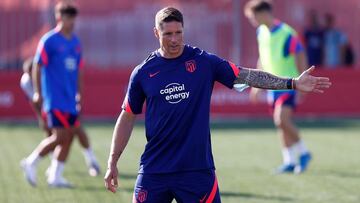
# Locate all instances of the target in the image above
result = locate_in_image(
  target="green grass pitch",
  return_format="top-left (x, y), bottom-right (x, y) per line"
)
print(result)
top-left (0, 119), bottom-right (359, 203)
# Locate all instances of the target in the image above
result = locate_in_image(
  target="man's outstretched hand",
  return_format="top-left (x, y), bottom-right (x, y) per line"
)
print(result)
top-left (295, 66), bottom-right (332, 93)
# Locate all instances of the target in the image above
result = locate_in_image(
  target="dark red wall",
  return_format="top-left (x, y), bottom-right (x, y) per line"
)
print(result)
top-left (1, 68), bottom-right (359, 120)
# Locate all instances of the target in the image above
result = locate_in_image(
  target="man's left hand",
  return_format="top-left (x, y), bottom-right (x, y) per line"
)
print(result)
top-left (295, 66), bottom-right (331, 93)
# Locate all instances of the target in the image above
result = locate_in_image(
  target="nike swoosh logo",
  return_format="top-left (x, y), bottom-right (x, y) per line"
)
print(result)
top-left (149, 71), bottom-right (160, 78)
top-left (200, 193), bottom-right (207, 203)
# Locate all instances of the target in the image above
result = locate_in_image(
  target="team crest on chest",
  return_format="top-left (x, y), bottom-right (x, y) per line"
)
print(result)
top-left (185, 60), bottom-right (196, 73)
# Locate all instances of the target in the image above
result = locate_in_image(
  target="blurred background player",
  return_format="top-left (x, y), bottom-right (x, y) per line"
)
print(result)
top-left (20, 1), bottom-right (99, 188)
top-left (244, 0), bottom-right (312, 174)
top-left (20, 57), bottom-right (100, 178)
top-left (20, 58), bottom-right (51, 136)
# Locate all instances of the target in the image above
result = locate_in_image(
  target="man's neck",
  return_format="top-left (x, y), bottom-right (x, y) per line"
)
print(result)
top-left (263, 16), bottom-right (276, 30)
top-left (56, 24), bottom-right (73, 39)
top-left (158, 45), bottom-right (184, 59)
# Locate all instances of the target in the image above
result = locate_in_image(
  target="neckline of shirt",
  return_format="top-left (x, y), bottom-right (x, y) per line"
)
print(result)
top-left (155, 45), bottom-right (190, 62)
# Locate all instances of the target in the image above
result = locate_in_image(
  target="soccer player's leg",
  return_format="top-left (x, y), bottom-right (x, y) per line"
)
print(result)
top-left (21, 110), bottom-right (64, 186)
top-left (271, 91), bottom-right (312, 174)
top-left (172, 170), bottom-right (221, 203)
top-left (74, 125), bottom-right (101, 177)
top-left (47, 128), bottom-right (74, 187)
top-left (40, 110), bottom-right (52, 137)
top-left (271, 91), bottom-right (298, 174)
top-left (46, 110), bottom-right (76, 188)
top-left (133, 174), bottom-right (174, 203)
top-left (21, 132), bottom-right (59, 185)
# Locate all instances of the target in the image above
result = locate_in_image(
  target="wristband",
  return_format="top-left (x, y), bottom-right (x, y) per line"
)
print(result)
top-left (286, 79), bottom-right (293, 89)
top-left (292, 78), bottom-right (296, 90)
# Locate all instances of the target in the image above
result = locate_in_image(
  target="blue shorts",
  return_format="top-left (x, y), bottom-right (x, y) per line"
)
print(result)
top-left (46, 109), bottom-right (79, 129)
top-left (133, 170), bottom-right (220, 203)
top-left (267, 90), bottom-right (296, 109)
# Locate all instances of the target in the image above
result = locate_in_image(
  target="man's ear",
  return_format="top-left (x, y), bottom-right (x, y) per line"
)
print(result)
top-left (153, 27), bottom-right (160, 39)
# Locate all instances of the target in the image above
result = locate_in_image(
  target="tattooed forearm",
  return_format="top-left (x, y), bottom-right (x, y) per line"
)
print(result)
top-left (234, 67), bottom-right (290, 90)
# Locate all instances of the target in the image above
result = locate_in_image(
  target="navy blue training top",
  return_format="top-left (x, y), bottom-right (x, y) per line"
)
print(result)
top-left (123, 45), bottom-right (239, 174)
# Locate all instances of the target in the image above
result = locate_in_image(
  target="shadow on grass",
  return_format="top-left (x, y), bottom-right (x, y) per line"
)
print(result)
top-left (210, 118), bottom-right (360, 130)
top-left (69, 172), bottom-right (138, 192)
top-left (77, 186), bottom-right (295, 202)
top-left (2, 118), bottom-right (359, 130)
top-left (72, 171), bottom-right (137, 179)
top-left (313, 170), bottom-right (360, 179)
top-left (76, 185), bottom-right (136, 192)
top-left (85, 187), bottom-right (138, 194)
top-left (121, 189), bottom-right (295, 202)
top-left (77, 185), bottom-right (107, 191)
top-left (221, 191), bottom-right (294, 202)
top-left (119, 173), bottom-right (138, 180)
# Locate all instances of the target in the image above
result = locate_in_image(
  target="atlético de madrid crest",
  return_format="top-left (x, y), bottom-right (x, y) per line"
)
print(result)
top-left (136, 189), bottom-right (148, 203)
top-left (185, 60), bottom-right (196, 73)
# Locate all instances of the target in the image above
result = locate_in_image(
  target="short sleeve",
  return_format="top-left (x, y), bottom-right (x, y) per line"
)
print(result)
top-left (284, 33), bottom-right (304, 57)
top-left (209, 53), bottom-right (238, 89)
top-left (34, 38), bottom-right (50, 66)
top-left (122, 67), bottom-right (146, 114)
top-left (78, 58), bottom-right (84, 69)
top-left (76, 41), bottom-right (84, 69)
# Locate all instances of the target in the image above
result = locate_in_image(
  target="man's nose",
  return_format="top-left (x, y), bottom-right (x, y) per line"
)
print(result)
top-left (170, 35), bottom-right (177, 43)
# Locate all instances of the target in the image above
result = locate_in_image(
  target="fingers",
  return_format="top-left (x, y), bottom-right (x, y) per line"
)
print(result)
top-left (315, 84), bottom-right (331, 89)
top-left (112, 176), bottom-right (118, 188)
top-left (316, 77), bottom-right (330, 82)
top-left (309, 77), bottom-right (331, 88)
top-left (318, 81), bottom-right (332, 86)
top-left (104, 176), bottom-right (110, 190)
top-left (313, 89), bottom-right (324, 93)
top-left (312, 83), bottom-right (331, 93)
top-left (316, 78), bottom-right (332, 88)
top-left (304, 66), bottom-right (315, 74)
top-left (104, 172), bottom-right (118, 193)
top-left (104, 178), bottom-right (117, 193)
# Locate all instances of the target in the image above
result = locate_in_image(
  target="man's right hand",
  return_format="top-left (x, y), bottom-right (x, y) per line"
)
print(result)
top-left (33, 92), bottom-right (42, 106)
top-left (104, 165), bottom-right (119, 193)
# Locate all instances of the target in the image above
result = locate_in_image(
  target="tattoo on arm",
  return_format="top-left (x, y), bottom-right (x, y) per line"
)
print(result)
top-left (234, 67), bottom-right (290, 90)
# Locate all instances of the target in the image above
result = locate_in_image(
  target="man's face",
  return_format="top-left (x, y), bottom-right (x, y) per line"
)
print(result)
top-left (246, 12), bottom-right (264, 27)
top-left (60, 15), bottom-right (76, 31)
top-left (154, 21), bottom-right (184, 58)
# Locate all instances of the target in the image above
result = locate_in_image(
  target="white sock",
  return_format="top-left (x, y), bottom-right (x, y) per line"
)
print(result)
top-left (295, 140), bottom-right (309, 155)
top-left (83, 148), bottom-right (97, 165)
top-left (282, 145), bottom-right (297, 165)
top-left (27, 152), bottom-right (41, 166)
top-left (48, 159), bottom-right (65, 182)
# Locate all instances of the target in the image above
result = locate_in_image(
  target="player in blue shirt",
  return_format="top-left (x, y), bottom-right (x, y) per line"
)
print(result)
top-left (20, 57), bottom-right (101, 180)
top-left (20, 1), bottom-right (96, 188)
top-left (104, 7), bottom-right (331, 203)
